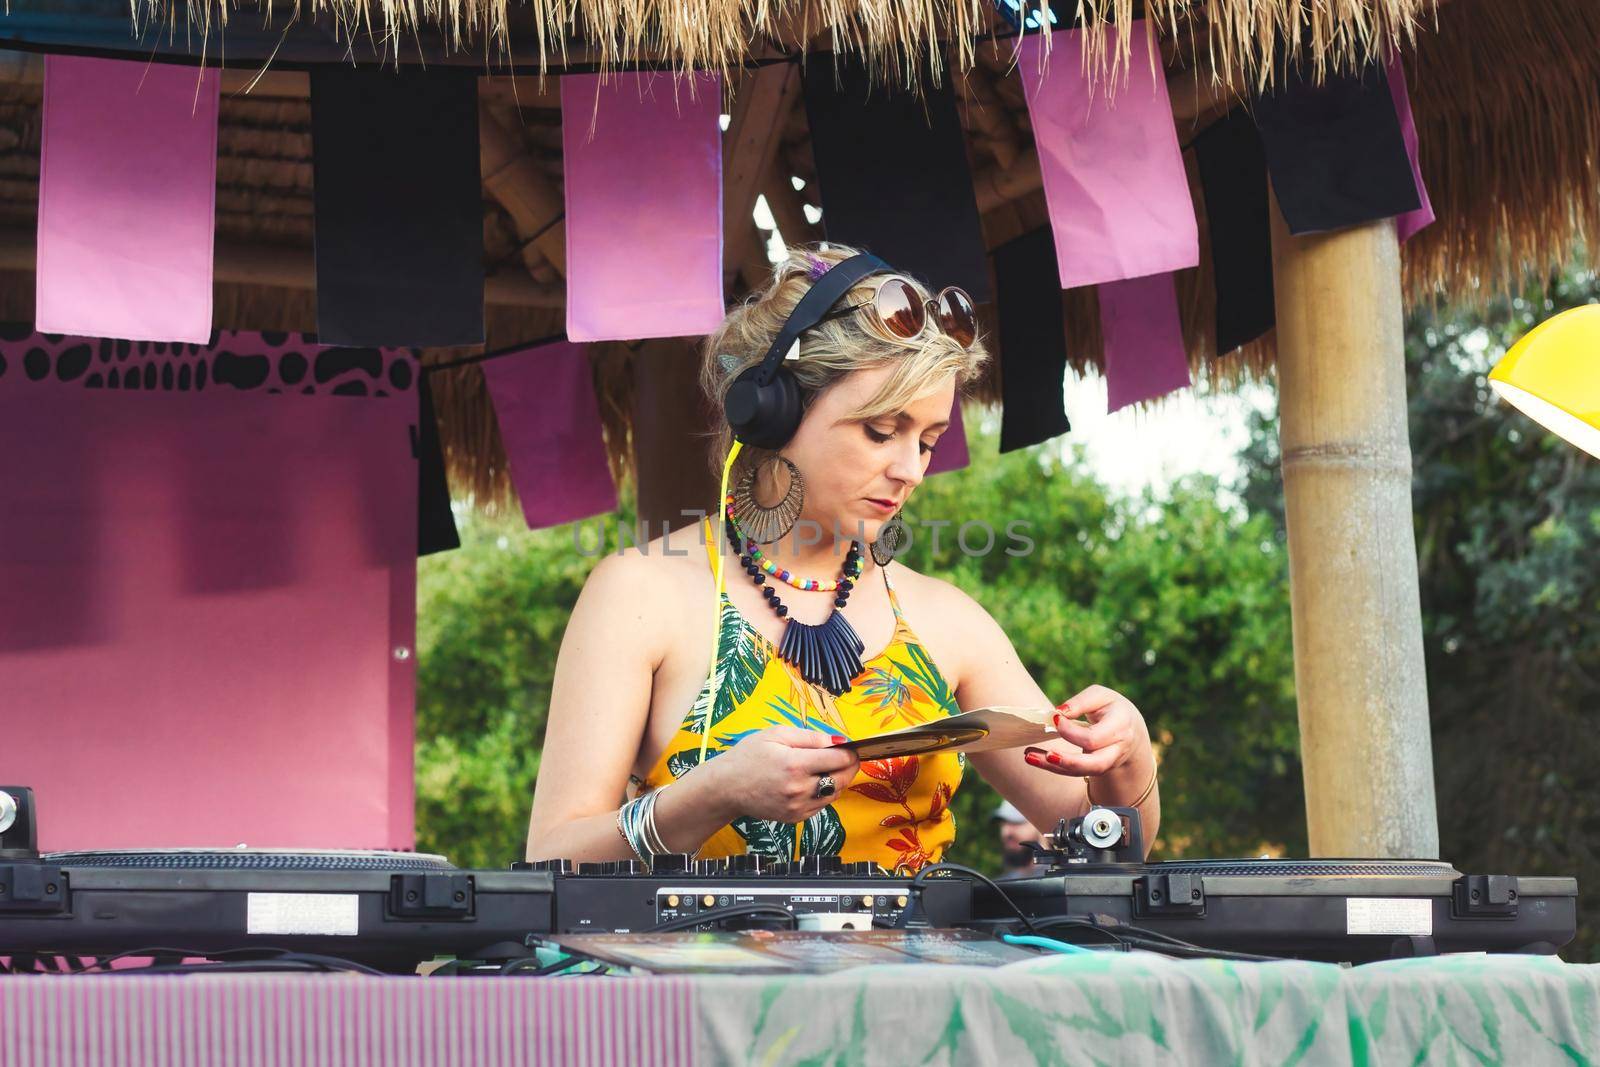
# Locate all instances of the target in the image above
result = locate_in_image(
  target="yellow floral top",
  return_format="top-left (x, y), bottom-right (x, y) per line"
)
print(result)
top-left (639, 523), bottom-right (965, 872)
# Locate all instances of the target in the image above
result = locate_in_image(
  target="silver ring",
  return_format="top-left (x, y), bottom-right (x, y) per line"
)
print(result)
top-left (813, 774), bottom-right (837, 799)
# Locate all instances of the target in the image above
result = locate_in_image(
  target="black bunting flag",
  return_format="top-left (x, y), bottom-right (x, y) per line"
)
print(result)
top-left (803, 55), bottom-right (991, 301)
top-left (312, 67), bottom-right (485, 347)
top-left (415, 371), bottom-right (460, 557)
top-left (995, 227), bottom-right (1071, 453)
top-left (1252, 60), bottom-right (1421, 235)
top-left (1193, 108), bottom-right (1276, 354)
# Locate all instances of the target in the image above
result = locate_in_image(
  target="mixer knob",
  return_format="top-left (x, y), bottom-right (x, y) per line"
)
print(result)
top-left (654, 853), bottom-right (692, 873)
top-left (845, 861), bottom-right (880, 878)
top-left (617, 859), bottom-right (642, 875)
top-left (727, 854), bottom-right (762, 876)
top-left (529, 858), bottom-right (574, 874)
top-left (576, 862), bottom-right (608, 875)
top-left (766, 862), bottom-right (795, 877)
top-left (816, 856), bottom-right (844, 874)
top-left (694, 858), bottom-right (726, 876)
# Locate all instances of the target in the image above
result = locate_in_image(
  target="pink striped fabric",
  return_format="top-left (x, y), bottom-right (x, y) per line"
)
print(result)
top-left (1017, 25), bottom-right (1199, 290)
top-left (1385, 53), bottom-right (1435, 243)
top-left (561, 72), bottom-right (726, 343)
top-left (0, 975), bottom-right (698, 1066)
top-left (36, 56), bottom-right (219, 344)
top-left (1099, 272), bottom-right (1192, 412)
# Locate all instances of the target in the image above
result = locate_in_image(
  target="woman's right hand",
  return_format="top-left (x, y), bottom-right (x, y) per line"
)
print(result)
top-left (701, 726), bottom-right (861, 824)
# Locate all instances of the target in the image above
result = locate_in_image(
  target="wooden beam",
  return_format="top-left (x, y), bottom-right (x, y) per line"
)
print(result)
top-left (957, 65), bottom-right (1022, 170)
top-left (479, 101), bottom-right (568, 277)
top-left (722, 63), bottom-right (799, 287)
top-left (761, 173), bottom-right (821, 247)
top-left (1268, 195), bottom-right (1440, 859)
top-left (632, 338), bottom-right (718, 532)
top-left (0, 228), bottom-right (561, 307)
top-left (973, 146), bottom-right (1043, 215)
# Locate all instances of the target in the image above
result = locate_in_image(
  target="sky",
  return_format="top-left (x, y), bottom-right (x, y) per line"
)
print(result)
top-left (1053, 374), bottom-right (1276, 500)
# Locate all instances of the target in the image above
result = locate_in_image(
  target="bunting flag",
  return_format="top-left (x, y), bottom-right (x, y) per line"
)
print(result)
top-left (482, 340), bottom-right (617, 530)
top-left (36, 56), bottom-right (218, 344)
top-left (803, 55), bottom-right (991, 300)
top-left (415, 372), bottom-right (460, 556)
top-left (925, 397), bottom-right (971, 476)
top-left (995, 227), bottom-right (1071, 452)
top-left (1100, 272), bottom-right (1192, 413)
top-left (562, 73), bottom-right (725, 342)
top-left (311, 67), bottom-right (484, 347)
top-left (1194, 109), bottom-right (1276, 354)
top-left (1252, 59), bottom-right (1421, 235)
top-left (1385, 53), bottom-right (1435, 242)
top-left (1017, 24), bottom-right (1199, 290)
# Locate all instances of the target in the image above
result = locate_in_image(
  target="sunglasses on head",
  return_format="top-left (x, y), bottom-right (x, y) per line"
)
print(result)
top-left (814, 274), bottom-right (979, 350)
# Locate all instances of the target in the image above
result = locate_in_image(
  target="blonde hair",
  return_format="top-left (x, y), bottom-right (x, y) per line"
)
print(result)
top-left (700, 244), bottom-right (990, 475)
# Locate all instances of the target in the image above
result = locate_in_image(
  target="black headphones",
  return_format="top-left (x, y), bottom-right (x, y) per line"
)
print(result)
top-left (721, 253), bottom-right (892, 450)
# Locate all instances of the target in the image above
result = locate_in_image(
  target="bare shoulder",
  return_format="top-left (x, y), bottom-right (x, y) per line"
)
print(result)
top-left (584, 524), bottom-right (712, 609)
top-left (879, 563), bottom-right (1007, 678)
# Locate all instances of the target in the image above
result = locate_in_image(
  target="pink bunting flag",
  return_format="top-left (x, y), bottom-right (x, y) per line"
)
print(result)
top-left (1385, 53), bottom-right (1435, 243)
top-left (483, 339), bottom-right (619, 529)
top-left (925, 397), bottom-right (971, 476)
top-left (1100, 272), bottom-right (1192, 413)
top-left (1018, 25), bottom-right (1199, 290)
top-left (562, 73), bottom-right (726, 342)
top-left (36, 56), bottom-right (218, 344)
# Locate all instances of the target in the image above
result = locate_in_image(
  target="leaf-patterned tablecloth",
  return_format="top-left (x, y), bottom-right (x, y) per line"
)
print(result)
top-left (691, 952), bottom-right (1600, 1066)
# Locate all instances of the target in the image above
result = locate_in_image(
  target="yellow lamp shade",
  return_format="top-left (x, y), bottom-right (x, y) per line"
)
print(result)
top-left (1489, 304), bottom-right (1600, 458)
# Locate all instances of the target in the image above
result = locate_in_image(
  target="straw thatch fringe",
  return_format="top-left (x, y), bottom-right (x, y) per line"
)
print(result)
top-left (129, 0), bottom-right (1433, 90)
top-left (1401, 0), bottom-right (1600, 305)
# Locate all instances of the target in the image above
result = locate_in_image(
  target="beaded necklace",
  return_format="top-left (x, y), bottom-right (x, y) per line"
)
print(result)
top-left (722, 505), bottom-right (866, 696)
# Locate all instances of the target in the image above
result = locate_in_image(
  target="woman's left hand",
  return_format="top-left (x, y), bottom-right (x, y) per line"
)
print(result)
top-left (1023, 685), bottom-right (1151, 778)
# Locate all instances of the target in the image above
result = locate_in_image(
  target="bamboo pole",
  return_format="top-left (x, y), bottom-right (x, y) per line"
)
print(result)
top-left (1268, 197), bottom-right (1440, 859)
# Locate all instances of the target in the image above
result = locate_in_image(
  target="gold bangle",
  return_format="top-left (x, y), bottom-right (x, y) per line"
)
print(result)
top-left (1085, 764), bottom-right (1158, 809)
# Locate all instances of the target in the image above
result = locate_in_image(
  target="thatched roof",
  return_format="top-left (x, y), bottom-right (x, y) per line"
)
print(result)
top-left (0, 0), bottom-right (1596, 511)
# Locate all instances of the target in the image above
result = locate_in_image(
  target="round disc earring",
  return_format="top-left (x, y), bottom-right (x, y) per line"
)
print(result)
top-left (870, 512), bottom-right (909, 566)
top-left (731, 455), bottom-right (805, 543)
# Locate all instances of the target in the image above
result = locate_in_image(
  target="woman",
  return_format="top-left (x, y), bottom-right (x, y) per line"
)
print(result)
top-left (526, 245), bottom-right (1159, 871)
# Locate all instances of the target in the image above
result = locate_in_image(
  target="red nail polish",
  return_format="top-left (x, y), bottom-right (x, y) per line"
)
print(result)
top-left (1024, 752), bottom-right (1045, 767)
top-left (1047, 752), bottom-right (1063, 765)
top-left (831, 735), bottom-right (847, 744)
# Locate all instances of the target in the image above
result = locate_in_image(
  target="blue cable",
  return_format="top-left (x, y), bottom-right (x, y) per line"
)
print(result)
top-left (1003, 933), bottom-right (1094, 955)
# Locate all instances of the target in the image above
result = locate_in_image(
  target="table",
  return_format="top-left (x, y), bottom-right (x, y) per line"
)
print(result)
top-left (4, 952), bottom-right (1597, 1065)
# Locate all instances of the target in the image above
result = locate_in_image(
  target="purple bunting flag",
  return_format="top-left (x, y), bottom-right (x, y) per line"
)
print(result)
top-left (483, 340), bottom-right (618, 530)
top-left (1100, 272), bottom-right (1192, 413)
top-left (1018, 25), bottom-right (1199, 290)
top-left (1385, 53), bottom-right (1435, 243)
top-left (925, 397), bottom-right (971, 476)
top-left (36, 56), bottom-right (218, 344)
top-left (562, 73), bottom-right (726, 342)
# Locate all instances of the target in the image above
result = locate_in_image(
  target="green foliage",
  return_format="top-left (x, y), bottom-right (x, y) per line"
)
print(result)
top-left (894, 444), bottom-right (1303, 869)
top-left (416, 434), bottom-right (1306, 875)
top-left (414, 501), bottom-right (634, 868)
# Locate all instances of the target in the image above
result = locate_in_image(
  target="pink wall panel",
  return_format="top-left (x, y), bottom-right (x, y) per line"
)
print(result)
top-left (0, 332), bottom-right (417, 851)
